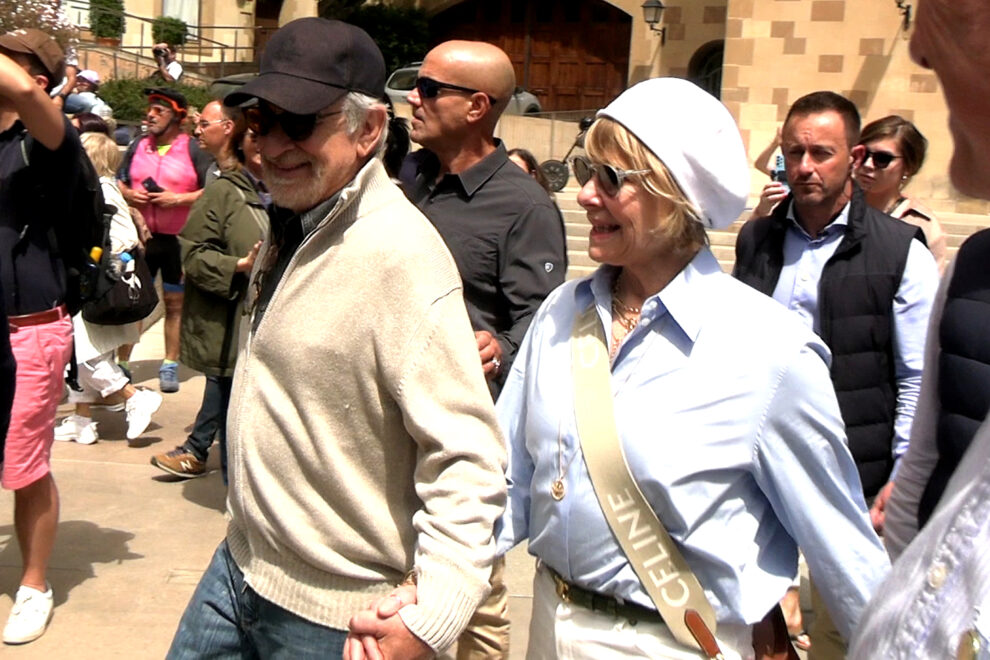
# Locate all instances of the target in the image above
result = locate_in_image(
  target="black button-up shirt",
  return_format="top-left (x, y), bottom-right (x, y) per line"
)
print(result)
top-left (402, 141), bottom-right (566, 396)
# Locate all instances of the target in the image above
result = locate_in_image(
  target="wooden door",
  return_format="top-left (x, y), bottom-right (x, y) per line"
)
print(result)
top-left (430, 0), bottom-right (632, 113)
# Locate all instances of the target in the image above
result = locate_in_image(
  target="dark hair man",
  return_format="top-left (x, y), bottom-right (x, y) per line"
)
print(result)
top-left (116, 87), bottom-right (212, 393)
top-left (733, 90), bottom-right (939, 655)
top-left (152, 42), bottom-right (182, 82)
top-left (849, 0), bottom-right (990, 655)
top-left (0, 27), bottom-right (82, 645)
top-left (166, 18), bottom-right (506, 659)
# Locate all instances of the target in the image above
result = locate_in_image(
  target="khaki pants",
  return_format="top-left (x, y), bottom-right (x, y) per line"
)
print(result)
top-left (456, 555), bottom-right (509, 659)
top-left (808, 579), bottom-right (846, 660)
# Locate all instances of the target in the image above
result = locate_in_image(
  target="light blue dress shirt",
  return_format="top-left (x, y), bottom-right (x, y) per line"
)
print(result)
top-left (771, 201), bottom-right (938, 471)
top-left (849, 413), bottom-right (990, 659)
top-left (495, 248), bottom-right (890, 639)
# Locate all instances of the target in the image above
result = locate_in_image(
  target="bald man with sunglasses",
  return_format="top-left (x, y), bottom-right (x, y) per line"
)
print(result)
top-left (402, 41), bottom-right (567, 402)
top-left (400, 40), bottom-right (566, 659)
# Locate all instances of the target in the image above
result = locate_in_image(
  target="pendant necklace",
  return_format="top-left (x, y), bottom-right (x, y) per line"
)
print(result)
top-left (551, 417), bottom-right (578, 501)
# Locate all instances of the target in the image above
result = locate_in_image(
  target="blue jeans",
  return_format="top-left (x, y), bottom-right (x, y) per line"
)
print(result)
top-left (184, 375), bottom-right (232, 484)
top-left (167, 541), bottom-right (347, 659)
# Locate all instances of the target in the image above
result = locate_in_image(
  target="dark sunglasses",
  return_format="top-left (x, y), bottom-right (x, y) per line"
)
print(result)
top-left (415, 76), bottom-right (497, 104)
top-left (572, 156), bottom-right (650, 197)
top-left (862, 149), bottom-right (902, 170)
top-left (243, 105), bottom-right (342, 142)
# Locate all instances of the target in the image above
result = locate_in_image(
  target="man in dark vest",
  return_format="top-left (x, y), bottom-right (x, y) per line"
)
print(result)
top-left (733, 91), bottom-right (938, 657)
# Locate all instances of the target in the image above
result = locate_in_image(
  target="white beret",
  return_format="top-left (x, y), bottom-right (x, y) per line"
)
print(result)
top-left (597, 78), bottom-right (750, 230)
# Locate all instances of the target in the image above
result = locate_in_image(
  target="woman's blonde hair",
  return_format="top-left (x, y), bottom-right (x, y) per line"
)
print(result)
top-left (583, 117), bottom-right (707, 253)
top-left (80, 132), bottom-right (122, 178)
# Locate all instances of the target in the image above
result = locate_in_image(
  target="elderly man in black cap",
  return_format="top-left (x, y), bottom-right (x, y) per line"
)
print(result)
top-left (166, 18), bottom-right (506, 659)
top-left (0, 27), bottom-right (81, 645)
top-left (116, 87), bottom-right (213, 394)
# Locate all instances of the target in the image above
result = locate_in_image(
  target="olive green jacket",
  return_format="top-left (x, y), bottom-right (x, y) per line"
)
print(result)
top-left (179, 169), bottom-right (268, 376)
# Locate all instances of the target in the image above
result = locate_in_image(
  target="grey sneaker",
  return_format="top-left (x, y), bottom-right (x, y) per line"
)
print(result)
top-left (151, 447), bottom-right (206, 479)
top-left (159, 362), bottom-right (179, 393)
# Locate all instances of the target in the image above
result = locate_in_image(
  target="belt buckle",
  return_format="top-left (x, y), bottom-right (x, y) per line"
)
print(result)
top-left (554, 576), bottom-right (571, 603)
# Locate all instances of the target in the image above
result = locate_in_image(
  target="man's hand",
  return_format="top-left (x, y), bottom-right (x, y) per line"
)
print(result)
top-left (869, 481), bottom-right (895, 534)
top-left (120, 181), bottom-right (150, 207)
top-left (148, 190), bottom-right (190, 208)
top-left (476, 331), bottom-right (503, 381)
top-left (345, 584), bottom-right (431, 660)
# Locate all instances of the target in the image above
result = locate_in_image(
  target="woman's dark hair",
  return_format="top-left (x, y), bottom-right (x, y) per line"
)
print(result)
top-left (72, 112), bottom-right (110, 136)
top-left (858, 115), bottom-right (928, 177)
top-left (508, 147), bottom-right (550, 193)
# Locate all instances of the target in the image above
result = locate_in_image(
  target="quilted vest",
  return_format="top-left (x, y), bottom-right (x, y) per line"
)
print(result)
top-left (734, 188), bottom-right (921, 497)
top-left (918, 228), bottom-right (990, 525)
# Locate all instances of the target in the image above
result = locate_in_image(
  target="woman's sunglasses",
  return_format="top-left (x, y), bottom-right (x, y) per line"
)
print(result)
top-left (243, 105), bottom-right (342, 142)
top-left (862, 149), bottom-right (902, 170)
top-left (572, 156), bottom-right (650, 197)
top-left (415, 76), bottom-right (497, 104)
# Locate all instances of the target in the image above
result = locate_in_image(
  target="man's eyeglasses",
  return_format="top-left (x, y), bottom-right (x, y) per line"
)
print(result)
top-left (243, 105), bottom-right (342, 142)
top-left (415, 76), bottom-right (497, 104)
top-left (862, 149), bottom-right (902, 170)
top-left (196, 119), bottom-right (227, 130)
top-left (572, 156), bottom-right (650, 197)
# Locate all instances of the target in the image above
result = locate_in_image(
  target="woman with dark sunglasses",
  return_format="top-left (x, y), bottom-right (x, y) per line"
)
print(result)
top-left (854, 115), bottom-right (948, 273)
top-left (495, 78), bottom-right (887, 658)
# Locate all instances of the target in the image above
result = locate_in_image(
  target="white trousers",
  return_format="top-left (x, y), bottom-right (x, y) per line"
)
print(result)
top-left (526, 564), bottom-right (753, 660)
top-left (67, 351), bottom-right (129, 403)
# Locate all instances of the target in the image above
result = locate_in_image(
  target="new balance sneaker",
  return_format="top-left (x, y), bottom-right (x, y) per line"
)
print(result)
top-left (3, 584), bottom-right (53, 645)
top-left (159, 362), bottom-right (179, 393)
top-left (125, 389), bottom-right (163, 440)
top-left (150, 447), bottom-right (206, 478)
top-left (53, 415), bottom-right (98, 445)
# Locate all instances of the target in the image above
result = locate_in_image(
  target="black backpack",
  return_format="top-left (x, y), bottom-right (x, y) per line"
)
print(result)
top-left (15, 133), bottom-right (115, 316)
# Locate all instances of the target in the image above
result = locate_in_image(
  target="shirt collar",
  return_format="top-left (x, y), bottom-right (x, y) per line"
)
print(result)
top-left (421, 139), bottom-right (508, 198)
top-left (579, 248), bottom-right (721, 345)
top-left (786, 198), bottom-right (851, 240)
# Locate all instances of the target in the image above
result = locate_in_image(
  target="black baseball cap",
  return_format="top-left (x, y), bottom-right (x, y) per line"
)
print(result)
top-left (143, 86), bottom-right (189, 114)
top-left (224, 18), bottom-right (385, 115)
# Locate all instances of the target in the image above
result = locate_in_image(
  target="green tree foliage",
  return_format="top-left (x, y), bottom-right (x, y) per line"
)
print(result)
top-left (89, 0), bottom-right (125, 39)
top-left (0, 0), bottom-right (77, 51)
top-left (151, 16), bottom-right (187, 46)
top-left (319, 1), bottom-right (430, 73)
top-left (100, 77), bottom-right (212, 122)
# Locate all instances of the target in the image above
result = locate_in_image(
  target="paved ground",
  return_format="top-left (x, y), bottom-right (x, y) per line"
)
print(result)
top-left (0, 317), bottom-right (537, 658)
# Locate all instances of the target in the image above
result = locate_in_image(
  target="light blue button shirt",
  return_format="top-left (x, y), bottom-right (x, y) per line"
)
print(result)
top-left (495, 248), bottom-right (890, 638)
top-left (849, 414), bottom-right (990, 659)
top-left (772, 201), bottom-right (938, 471)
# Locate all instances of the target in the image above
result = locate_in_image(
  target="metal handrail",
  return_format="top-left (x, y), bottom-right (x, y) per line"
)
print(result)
top-left (65, 0), bottom-right (265, 79)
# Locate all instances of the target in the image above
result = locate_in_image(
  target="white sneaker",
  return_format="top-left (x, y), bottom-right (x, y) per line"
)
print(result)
top-left (3, 584), bottom-right (53, 645)
top-left (53, 415), bottom-right (98, 445)
top-left (125, 389), bottom-right (163, 440)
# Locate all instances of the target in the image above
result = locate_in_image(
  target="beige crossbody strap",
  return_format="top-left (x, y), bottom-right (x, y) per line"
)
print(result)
top-left (571, 303), bottom-right (722, 657)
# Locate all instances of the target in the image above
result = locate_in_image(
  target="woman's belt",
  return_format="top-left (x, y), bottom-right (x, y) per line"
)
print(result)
top-left (545, 564), bottom-right (665, 625)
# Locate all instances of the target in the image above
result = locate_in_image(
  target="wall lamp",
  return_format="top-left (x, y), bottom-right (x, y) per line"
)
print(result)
top-left (895, 0), bottom-right (912, 31)
top-left (642, 0), bottom-right (667, 45)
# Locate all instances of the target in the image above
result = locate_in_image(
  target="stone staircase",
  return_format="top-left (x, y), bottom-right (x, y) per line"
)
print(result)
top-left (558, 190), bottom-right (988, 280)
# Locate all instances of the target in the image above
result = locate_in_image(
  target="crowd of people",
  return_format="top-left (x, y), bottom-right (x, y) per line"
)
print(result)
top-left (0, 1), bottom-right (988, 657)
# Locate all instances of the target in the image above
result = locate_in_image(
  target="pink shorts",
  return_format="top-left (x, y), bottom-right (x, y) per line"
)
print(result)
top-left (3, 313), bottom-right (73, 490)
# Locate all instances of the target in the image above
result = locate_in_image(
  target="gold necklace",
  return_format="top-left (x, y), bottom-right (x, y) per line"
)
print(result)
top-left (610, 274), bottom-right (641, 356)
top-left (551, 418), bottom-right (577, 500)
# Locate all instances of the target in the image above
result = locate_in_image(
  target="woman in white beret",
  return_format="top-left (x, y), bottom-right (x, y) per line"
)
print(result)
top-left (494, 78), bottom-right (889, 659)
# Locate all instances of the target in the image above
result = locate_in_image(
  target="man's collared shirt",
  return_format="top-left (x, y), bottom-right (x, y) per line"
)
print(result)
top-left (403, 141), bottom-right (566, 393)
top-left (771, 199), bottom-right (938, 471)
top-left (496, 249), bottom-right (889, 638)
